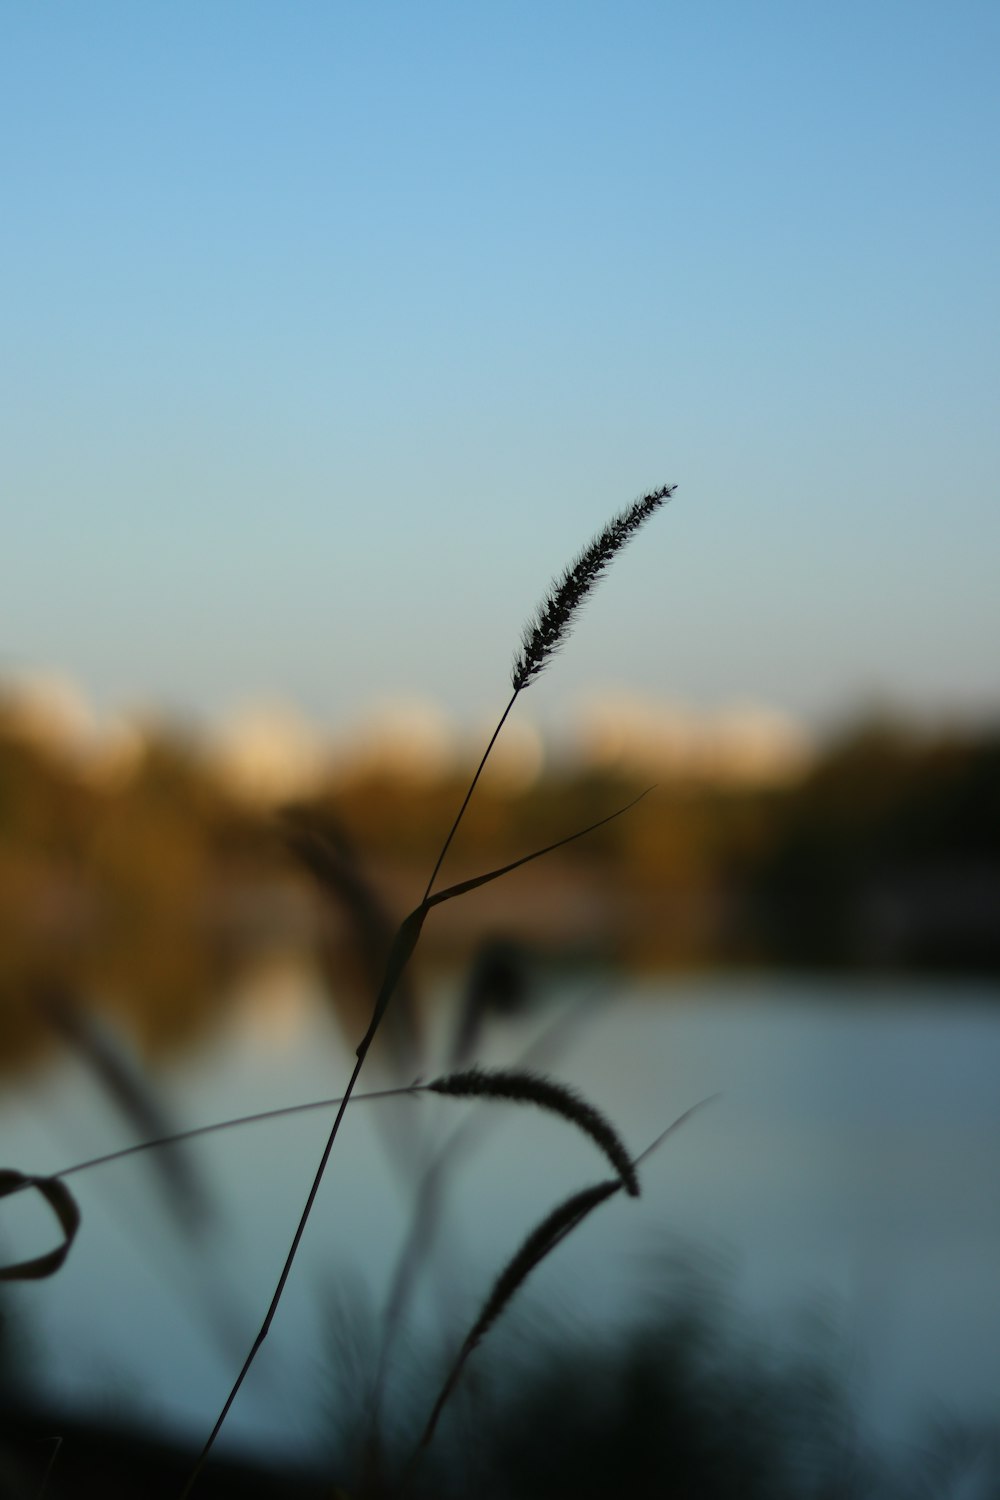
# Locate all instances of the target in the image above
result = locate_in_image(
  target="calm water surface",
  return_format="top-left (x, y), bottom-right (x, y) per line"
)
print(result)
top-left (2, 970), bottom-right (998, 1466)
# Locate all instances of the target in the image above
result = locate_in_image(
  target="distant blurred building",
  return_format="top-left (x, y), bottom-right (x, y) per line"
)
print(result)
top-left (0, 672), bottom-right (95, 757)
top-left (570, 691), bottom-right (814, 786)
top-left (208, 701), bottom-right (331, 803)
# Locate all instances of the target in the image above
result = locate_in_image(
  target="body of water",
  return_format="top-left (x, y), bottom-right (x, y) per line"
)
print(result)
top-left (1, 968), bottom-right (998, 1473)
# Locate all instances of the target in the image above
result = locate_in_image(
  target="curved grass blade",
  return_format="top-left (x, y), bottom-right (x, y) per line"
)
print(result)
top-left (370, 984), bottom-right (608, 1453)
top-left (405, 1096), bottom-right (717, 1481)
top-left (283, 816), bottom-right (422, 1070)
top-left (39, 986), bottom-right (210, 1230)
top-left (0, 1170), bottom-right (81, 1281)
top-left (283, 818), bottom-right (397, 988)
top-left (423, 787), bottom-right (653, 912)
top-left (411, 1178), bottom-right (620, 1465)
top-left (355, 790), bottom-right (650, 1060)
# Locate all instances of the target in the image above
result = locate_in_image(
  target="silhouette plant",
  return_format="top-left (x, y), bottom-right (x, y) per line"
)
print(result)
top-left (0, 484), bottom-right (678, 1496)
top-left (184, 481), bottom-right (676, 1493)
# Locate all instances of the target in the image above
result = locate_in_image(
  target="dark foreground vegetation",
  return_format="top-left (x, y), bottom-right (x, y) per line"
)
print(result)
top-left (3, 1277), bottom-right (999, 1499)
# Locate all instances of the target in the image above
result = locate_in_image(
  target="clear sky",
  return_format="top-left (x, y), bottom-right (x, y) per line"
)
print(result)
top-left (3, 2), bottom-right (998, 742)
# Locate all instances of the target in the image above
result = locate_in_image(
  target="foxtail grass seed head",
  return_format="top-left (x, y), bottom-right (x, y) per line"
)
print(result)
top-left (417, 1178), bottom-right (621, 1454)
top-left (428, 1066), bottom-right (640, 1196)
top-left (511, 483), bottom-right (676, 692)
top-left (467, 1179), bottom-right (621, 1349)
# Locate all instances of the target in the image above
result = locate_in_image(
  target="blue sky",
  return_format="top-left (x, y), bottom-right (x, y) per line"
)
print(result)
top-left (3, 1), bottom-right (998, 740)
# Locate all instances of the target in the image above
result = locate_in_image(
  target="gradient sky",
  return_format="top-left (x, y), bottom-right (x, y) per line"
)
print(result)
top-left (3, 2), bottom-right (998, 742)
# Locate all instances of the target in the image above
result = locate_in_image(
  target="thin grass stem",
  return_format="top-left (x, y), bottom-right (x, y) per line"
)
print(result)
top-left (421, 689), bottom-right (518, 902)
top-left (179, 1050), bottom-right (366, 1499)
top-left (11, 1085), bottom-right (424, 1189)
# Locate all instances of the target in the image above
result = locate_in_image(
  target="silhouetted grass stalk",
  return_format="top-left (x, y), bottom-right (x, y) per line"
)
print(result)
top-left (0, 483), bottom-right (729, 1495)
top-left (403, 1096), bottom-right (713, 1488)
top-left (427, 1066), bottom-right (639, 1196)
top-left (367, 985), bottom-right (610, 1460)
top-left (176, 485), bottom-right (675, 1494)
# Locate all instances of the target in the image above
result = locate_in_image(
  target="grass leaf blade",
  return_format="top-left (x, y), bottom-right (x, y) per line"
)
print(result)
top-left (425, 788), bottom-right (653, 911)
top-left (0, 1170), bottom-right (82, 1281)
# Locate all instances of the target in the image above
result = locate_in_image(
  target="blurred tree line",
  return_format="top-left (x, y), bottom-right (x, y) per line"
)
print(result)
top-left (2, 702), bottom-right (998, 1071)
